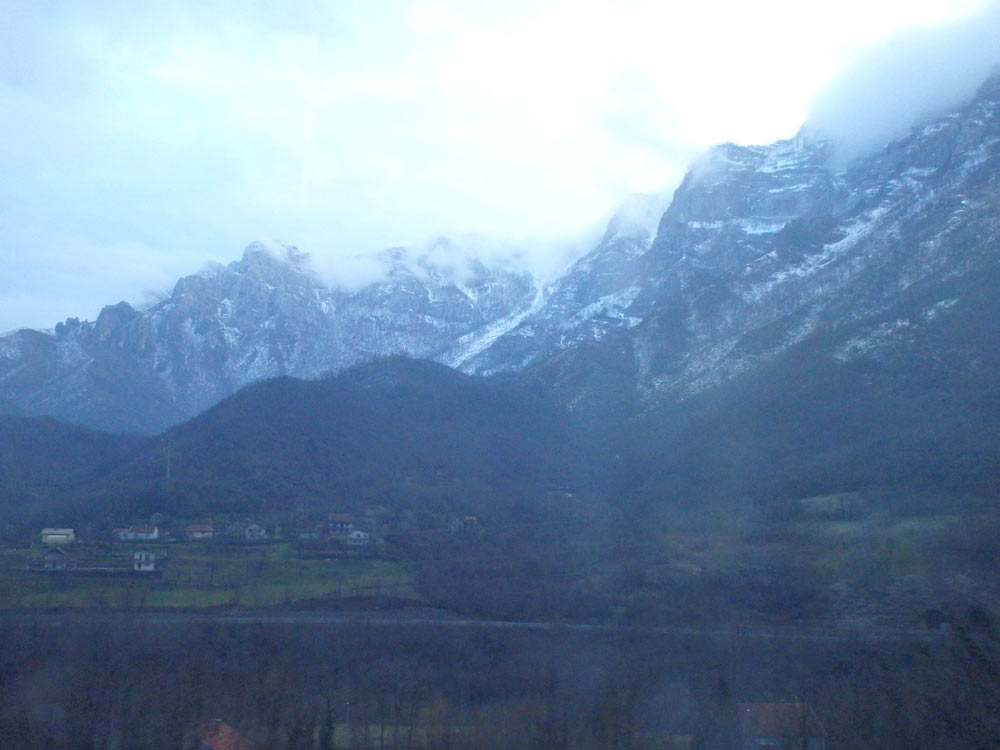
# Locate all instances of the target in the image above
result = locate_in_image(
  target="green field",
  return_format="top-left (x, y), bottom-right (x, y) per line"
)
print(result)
top-left (0, 542), bottom-right (418, 609)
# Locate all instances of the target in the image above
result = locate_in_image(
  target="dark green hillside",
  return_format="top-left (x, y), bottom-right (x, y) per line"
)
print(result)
top-left (622, 263), bottom-right (1000, 510)
top-left (0, 415), bottom-right (146, 524)
top-left (1, 331), bottom-right (997, 623)
top-left (578, 262), bottom-right (1000, 624)
top-left (92, 357), bottom-right (587, 521)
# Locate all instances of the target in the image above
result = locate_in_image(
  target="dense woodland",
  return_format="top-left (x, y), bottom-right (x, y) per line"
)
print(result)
top-left (2, 355), bottom-right (998, 626)
top-left (1, 612), bottom-right (999, 749)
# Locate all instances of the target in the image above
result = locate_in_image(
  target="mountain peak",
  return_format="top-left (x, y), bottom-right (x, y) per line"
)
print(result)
top-left (3, 74), bottom-right (999, 435)
top-left (603, 193), bottom-right (671, 244)
top-left (94, 301), bottom-right (137, 340)
top-left (240, 240), bottom-right (309, 268)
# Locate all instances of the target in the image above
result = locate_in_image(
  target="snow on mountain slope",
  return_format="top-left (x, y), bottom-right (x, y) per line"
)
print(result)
top-left (470, 73), bottom-right (1000, 415)
top-left (0, 242), bottom-right (537, 433)
top-left (3, 73), bottom-right (1000, 433)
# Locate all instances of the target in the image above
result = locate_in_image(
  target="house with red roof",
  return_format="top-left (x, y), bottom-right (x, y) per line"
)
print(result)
top-left (198, 719), bottom-right (253, 750)
top-left (185, 523), bottom-right (215, 540)
top-left (328, 513), bottom-right (354, 536)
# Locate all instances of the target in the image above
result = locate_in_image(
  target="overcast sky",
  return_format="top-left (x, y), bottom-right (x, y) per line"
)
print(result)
top-left (1, 0), bottom-right (998, 332)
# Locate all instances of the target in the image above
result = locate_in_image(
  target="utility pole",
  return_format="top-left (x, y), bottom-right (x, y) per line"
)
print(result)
top-left (165, 438), bottom-right (174, 481)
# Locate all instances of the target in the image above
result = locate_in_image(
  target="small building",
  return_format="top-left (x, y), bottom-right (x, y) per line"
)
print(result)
top-left (738, 702), bottom-right (827, 750)
top-left (40, 547), bottom-right (77, 570)
top-left (227, 520), bottom-right (267, 541)
top-left (346, 530), bottom-right (370, 546)
top-left (449, 515), bottom-right (480, 532)
top-left (41, 528), bottom-right (76, 545)
top-left (185, 524), bottom-right (215, 541)
top-left (133, 548), bottom-right (156, 572)
top-left (113, 524), bottom-right (160, 542)
top-left (328, 513), bottom-right (354, 535)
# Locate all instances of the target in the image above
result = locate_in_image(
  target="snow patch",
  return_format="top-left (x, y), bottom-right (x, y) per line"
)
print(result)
top-left (562, 286), bottom-right (643, 331)
top-left (447, 279), bottom-right (546, 368)
top-left (922, 297), bottom-right (959, 321)
top-left (55, 338), bottom-right (89, 369)
top-left (738, 219), bottom-right (787, 235)
top-left (0, 335), bottom-right (21, 360)
top-left (824, 205), bottom-right (891, 253)
top-left (688, 218), bottom-right (786, 234)
top-left (767, 183), bottom-right (815, 193)
top-left (758, 138), bottom-right (815, 173)
top-left (834, 318), bottom-right (912, 362)
top-left (920, 120), bottom-right (951, 136)
top-left (741, 203), bottom-right (891, 304)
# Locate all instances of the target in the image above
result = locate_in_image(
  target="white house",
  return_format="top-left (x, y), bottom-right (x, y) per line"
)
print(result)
top-left (227, 520), bottom-right (267, 541)
top-left (114, 524), bottom-right (159, 542)
top-left (40, 547), bottom-right (77, 570)
top-left (328, 513), bottom-right (354, 536)
top-left (41, 528), bottom-right (75, 545)
top-left (133, 548), bottom-right (156, 572)
top-left (347, 530), bottom-right (370, 546)
top-left (184, 524), bottom-right (214, 541)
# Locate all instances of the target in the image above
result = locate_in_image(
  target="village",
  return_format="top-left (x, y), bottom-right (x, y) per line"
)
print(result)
top-left (0, 510), bottom-right (483, 610)
top-left (29, 512), bottom-right (375, 575)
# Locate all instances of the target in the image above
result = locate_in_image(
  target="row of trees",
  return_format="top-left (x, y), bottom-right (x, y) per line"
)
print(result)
top-left (1, 610), bottom-right (998, 749)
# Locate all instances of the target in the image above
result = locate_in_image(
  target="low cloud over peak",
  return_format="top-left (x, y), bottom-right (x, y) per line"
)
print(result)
top-left (806, 1), bottom-right (1000, 160)
top-left (2, 2), bottom-right (994, 332)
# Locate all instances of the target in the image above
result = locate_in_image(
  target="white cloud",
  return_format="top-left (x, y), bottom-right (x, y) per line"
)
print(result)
top-left (806, 0), bottom-right (1000, 158)
top-left (0, 0), bottom-right (995, 331)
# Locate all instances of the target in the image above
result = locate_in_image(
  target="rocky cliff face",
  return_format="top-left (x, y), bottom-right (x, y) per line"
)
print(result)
top-left (475, 74), bottom-right (1000, 416)
top-left (3, 74), bottom-right (999, 434)
top-left (453, 192), bottom-right (664, 375)
top-left (0, 242), bottom-right (538, 433)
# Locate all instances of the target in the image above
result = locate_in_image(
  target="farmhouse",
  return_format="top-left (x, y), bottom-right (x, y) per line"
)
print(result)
top-left (328, 513), bottom-right (354, 535)
top-left (449, 515), bottom-right (480, 532)
top-left (346, 530), bottom-right (370, 546)
top-left (738, 702), bottom-right (827, 750)
top-left (185, 524), bottom-right (215, 541)
top-left (113, 524), bottom-right (160, 542)
top-left (133, 548), bottom-right (156, 572)
top-left (40, 547), bottom-right (77, 570)
top-left (227, 520), bottom-right (267, 541)
top-left (40, 528), bottom-right (75, 545)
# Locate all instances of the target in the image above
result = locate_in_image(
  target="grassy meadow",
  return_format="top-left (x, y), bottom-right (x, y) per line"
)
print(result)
top-left (0, 542), bottom-right (417, 610)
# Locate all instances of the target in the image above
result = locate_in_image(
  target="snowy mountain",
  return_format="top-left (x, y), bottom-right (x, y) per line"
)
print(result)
top-left (0, 241), bottom-right (538, 433)
top-left (470, 73), bottom-right (1000, 417)
top-left (453, 192), bottom-right (665, 374)
top-left (2, 73), bottom-right (1000, 434)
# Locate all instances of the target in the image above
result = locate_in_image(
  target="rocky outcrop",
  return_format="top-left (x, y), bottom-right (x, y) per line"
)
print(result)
top-left (0, 242), bottom-right (537, 433)
top-left (477, 74), bottom-right (1000, 415)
